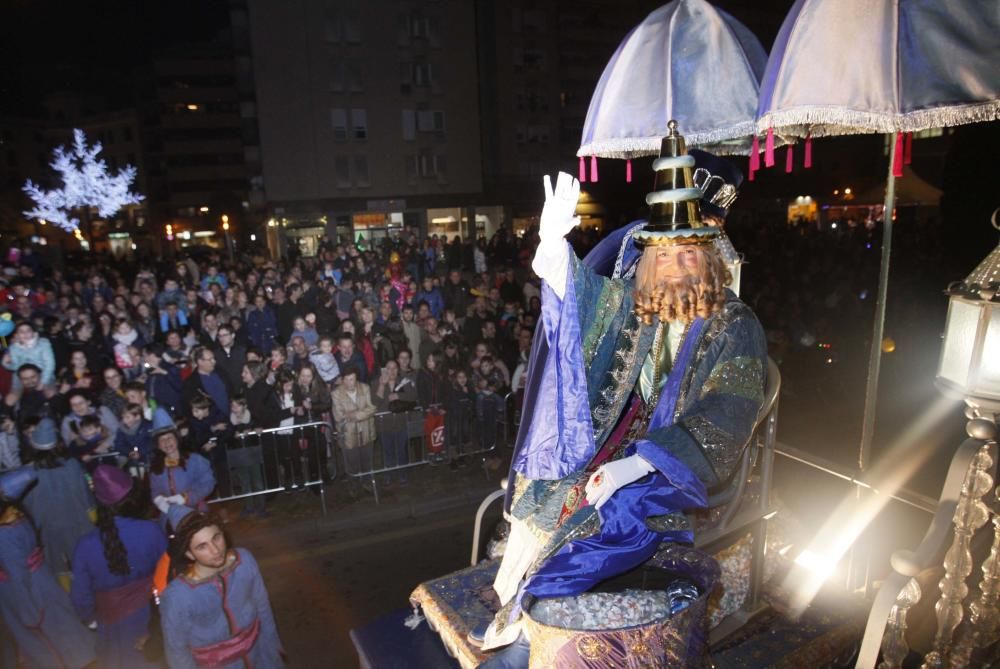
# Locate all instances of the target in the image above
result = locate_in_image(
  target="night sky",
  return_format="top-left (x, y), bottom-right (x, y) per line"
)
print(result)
top-left (0, 0), bottom-right (791, 118)
top-left (0, 0), bottom-right (230, 116)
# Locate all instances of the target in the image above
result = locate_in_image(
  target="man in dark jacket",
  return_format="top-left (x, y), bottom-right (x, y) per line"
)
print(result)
top-left (441, 270), bottom-right (471, 319)
top-left (274, 284), bottom-right (305, 345)
top-left (334, 334), bottom-right (368, 384)
top-left (245, 294), bottom-right (278, 354)
top-left (141, 344), bottom-right (183, 415)
top-left (181, 346), bottom-right (232, 417)
top-left (213, 325), bottom-right (247, 394)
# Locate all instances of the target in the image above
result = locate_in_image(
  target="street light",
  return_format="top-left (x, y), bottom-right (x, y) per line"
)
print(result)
top-left (221, 214), bottom-right (233, 263)
top-left (937, 210), bottom-right (1000, 427)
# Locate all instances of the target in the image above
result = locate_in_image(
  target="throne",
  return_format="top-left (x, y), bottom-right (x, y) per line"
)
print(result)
top-left (398, 358), bottom-right (782, 668)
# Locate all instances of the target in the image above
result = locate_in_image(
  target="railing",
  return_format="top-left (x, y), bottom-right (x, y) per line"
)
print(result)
top-left (207, 420), bottom-right (335, 516)
top-left (854, 433), bottom-right (1000, 669)
top-left (341, 393), bottom-right (517, 504)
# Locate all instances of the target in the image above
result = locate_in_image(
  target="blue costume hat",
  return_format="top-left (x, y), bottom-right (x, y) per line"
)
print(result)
top-left (151, 409), bottom-right (176, 436)
top-left (0, 467), bottom-right (38, 500)
top-left (690, 149), bottom-right (743, 220)
top-left (30, 417), bottom-right (59, 451)
top-left (166, 503), bottom-right (196, 531)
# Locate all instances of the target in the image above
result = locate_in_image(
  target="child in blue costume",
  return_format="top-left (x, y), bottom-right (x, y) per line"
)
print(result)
top-left (159, 505), bottom-right (284, 668)
top-left (0, 467), bottom-right (96, 668)
top-left (72, 465), bottom-right (167, 669)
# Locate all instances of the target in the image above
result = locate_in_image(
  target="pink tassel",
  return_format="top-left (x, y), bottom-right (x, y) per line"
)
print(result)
top-left (750, 136), bottom-right (760, 172)
top-left (748, 165), bottom-right (755, 182)
top-left (578, 156), bottom-right (587, 183)
top-left (625, 159), bottom-right (632, 183)
top-left (590, 156), bottom-right (599, 182)
top-left (892, 132), bottom-right (904, 178)
top-left (804, 135), bottom-right (813, 168)
top-left (785, 144), bottom-right (794, 173)
top-left (903, 132), bottom-right (913, 165)
top-left (764, 127), bottom-right (775, 167)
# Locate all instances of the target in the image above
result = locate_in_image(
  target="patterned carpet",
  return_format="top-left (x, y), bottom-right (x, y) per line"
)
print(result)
top-left (709, 595), bottom-right (866, 669)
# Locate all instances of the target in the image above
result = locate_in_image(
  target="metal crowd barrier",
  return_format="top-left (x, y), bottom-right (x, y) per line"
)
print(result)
top-left (340, 393), bottom-right (516, 504)
top-left (207, 420), bottom-right (335, 516)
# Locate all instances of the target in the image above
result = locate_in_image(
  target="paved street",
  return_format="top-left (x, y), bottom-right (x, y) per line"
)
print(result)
top-left (240, 496), bottom-right (502, 668)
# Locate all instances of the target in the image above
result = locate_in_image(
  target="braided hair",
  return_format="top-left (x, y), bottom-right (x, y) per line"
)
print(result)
top-left (95, 482), bottom-right (148, 577)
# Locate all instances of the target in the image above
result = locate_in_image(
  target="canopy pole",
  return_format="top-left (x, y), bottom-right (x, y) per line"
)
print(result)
top-left (858, 132), bottom-right (898, 473)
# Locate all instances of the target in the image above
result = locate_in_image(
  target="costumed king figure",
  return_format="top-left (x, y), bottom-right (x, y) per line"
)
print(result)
top-left (479, 123), bottom-right (767, 665)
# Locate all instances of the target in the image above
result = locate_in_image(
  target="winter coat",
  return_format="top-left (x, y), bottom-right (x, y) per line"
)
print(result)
top-left (331, 383), bottom-right (376, 450)
top-left (4, 335), bottom-right (56, 385)
top-left (245, 307), bottom-right (278, 354)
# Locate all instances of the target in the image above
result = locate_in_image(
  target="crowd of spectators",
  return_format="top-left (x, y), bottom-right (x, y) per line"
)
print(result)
top-left (0, 228), bottom-right (545, 518)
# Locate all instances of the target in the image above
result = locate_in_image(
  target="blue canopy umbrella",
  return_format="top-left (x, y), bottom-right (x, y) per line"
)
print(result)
top-left (750, 0), bottom-right (1000, 654)
top-left (753, 0), bottom-right (1000, 478)
top-left (577, 0), bottom-right (768, 182)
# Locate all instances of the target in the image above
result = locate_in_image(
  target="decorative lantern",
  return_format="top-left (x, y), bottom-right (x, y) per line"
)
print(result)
top-left (936, 213), bottom-right (1000, 406)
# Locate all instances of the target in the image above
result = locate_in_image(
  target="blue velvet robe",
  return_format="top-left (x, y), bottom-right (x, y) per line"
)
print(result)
top-left (22, 459), bottom-right (95, 575)
top-left (150, 454), bottom-right (216, 521)
top-left (501, 246), bottom-right (767, 615)
top-left (0, 510), bottom-right (96, 668)
top-left (159, 548), bottom-right (284, 669)
top-left (71, 517), bottom-right (167, 669)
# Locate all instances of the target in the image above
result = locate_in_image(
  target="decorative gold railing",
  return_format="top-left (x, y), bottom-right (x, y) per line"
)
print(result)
top-left (857, 420), bottom-right (1000, 669)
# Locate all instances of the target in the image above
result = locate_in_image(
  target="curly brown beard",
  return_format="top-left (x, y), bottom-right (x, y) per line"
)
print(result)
top-left (633, 245), bottom-right (731, 325)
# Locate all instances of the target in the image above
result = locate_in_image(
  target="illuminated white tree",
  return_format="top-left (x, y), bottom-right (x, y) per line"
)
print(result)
top-left (22, 128), bottom-right (143, 234)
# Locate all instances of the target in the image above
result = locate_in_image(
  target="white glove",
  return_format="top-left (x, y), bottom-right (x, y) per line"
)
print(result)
top-left (539, 172), bottom-right (581, 242)
top-left (167, 494), bottom-right (186, 505)
top-left (585, 455), bottom-right (655, 510)
top-left (532, 172), bottom-right (581, 299)
top-left (153, 495), bottom-right (170, 514)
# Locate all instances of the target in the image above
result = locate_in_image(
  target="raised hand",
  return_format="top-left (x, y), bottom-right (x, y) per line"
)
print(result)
top-left (539, 172), bottom-right (581, 242)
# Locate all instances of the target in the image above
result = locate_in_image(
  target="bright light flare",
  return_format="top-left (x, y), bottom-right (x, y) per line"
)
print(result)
top-left (782, 395), bottom-right (959, 615)
top-left (794, 550), bottom-right (838, 580)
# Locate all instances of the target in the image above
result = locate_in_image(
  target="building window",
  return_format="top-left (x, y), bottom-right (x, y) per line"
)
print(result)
top-left (416, 110), bottom-right (445, 133)
top-left (354, 156), bottom-right (370, 187)
top-left (418, 151), bottom-right (434, 178)
top-left (528, 125), bottom-right (550, 144)
top-left (434, 155), bottom-right (448, 184)
top-left (404, 155), bottom-right (417, 184)
top-left (335, 156), bottom-right (351, 188)
top-left (350, 109), bottom-right (367, 140)
top-left (330, 108), bottom-right (348, 141)
top-left (397, 15), bottom-right (410, 46)
top-left (402, 110), bottom-right (416, 141)
top-left (345, 12), bottom-right (362, 43)
top-left (348, 63), bottom-right (363, 92)
top-left (324, 12), bottom-right (343, 43)
top-left (409, 10), bottom-right (427, 38)
top-left (331, 61), bottom-right (347, 92)
top-left (399, 61), bottom-right (412, 94)
top-left (413, 62), bottom-right (433, 88)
